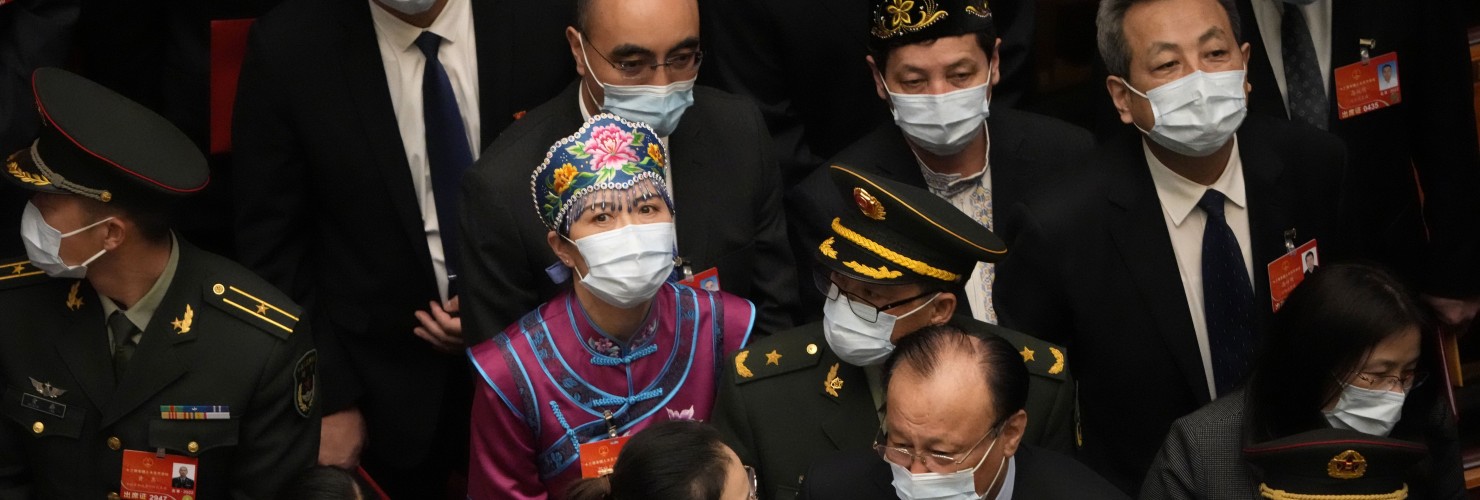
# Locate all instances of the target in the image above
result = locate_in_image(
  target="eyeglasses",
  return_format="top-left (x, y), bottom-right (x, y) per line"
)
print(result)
top-left (743, 465), bottom-right (758, 500)
top-left (813, 272), bottom-right (938, 323)
top-left (581, 32), bottom-right (703, 81)
top-left (872, 422), bottom-right (1001, 473)
top-left (1349, 370), bottom-right (1428, 393)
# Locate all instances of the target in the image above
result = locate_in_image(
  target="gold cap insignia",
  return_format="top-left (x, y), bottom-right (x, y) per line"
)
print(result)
top-left (1327, 449), bottom-right (1367, 479)
top-left (853, 187), bottom-right (886, 220)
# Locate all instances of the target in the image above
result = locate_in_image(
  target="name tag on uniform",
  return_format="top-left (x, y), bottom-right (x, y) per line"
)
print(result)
top-left (579, 436), bottom-right (631, 478)
top-left (1267, 239), bottom-right (1319, 312)
top-left (678, 267), bottom-right (721, 292)
top-left (160, 405), bottom-right (230, 420)
top-left (1334, 52), bottom-right (1400, 120)
top-left (121, 449), bottom-right (198, 500)
top-left (21, 393), bottom-right (66, 418)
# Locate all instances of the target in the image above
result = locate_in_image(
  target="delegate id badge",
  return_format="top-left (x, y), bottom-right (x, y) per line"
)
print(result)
top-left (1334, 51), bottom-right (1400, 120)
top-left (1267, 239), bottom-right (1319, 312)
top-left (678, 267), bottom-right (721, 292)
top-left (579, 436), bottom-right (631, 478)
top-left (120, 449), bottom-right (199, 500)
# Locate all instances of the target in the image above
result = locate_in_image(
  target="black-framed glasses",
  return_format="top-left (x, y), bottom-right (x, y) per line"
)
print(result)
top-left (871, 421), bottom-right (1003, 473)
top-left (743, 465), bottom-right (758, 500)
top-left (580, 32), bottom-right (703, 81)
top-left (813, 271), bottom-right (938, 323)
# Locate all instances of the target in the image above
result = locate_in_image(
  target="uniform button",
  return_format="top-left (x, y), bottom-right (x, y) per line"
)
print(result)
top-left (31, 422), bottom-right (43, 434)
top-left (107, 437), bottom-right (121, 450)
top-left (806, 344), bottom-right (818, 355)
top-left (107, 493), bottom-right (120, 500)
top-left (187, 441), bottom-right (199, 453)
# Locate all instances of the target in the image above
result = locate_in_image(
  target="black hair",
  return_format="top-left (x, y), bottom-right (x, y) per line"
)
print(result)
top-left (1245, 263), bottom-right (1438, 442)
top-left (870, 32), bottom-right (997, 80)
top-left (883, 323), bottom-right (1029, 424)
top-left (1096, 0), bottom-right (1242, 77)
top-left (565, 420), bottom-right (733, 500)
top-left (82, 196), bottom-right (173, 244)
top-left (276, 466), bottom-right (376, 500)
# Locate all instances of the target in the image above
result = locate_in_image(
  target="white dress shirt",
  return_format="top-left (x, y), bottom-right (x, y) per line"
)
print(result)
top-left (1250, 0), bottom-right (1333, 112)
top-left (369, 0), bottom-right (480, 303)
top-left (1145, 138), bottom-right (1254, 401)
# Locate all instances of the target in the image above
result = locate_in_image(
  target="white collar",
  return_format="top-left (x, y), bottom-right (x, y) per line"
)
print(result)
top-left (1144, 137), bottom-right (1247, 227)
top-left (367, 0), bottom-right (471, 54)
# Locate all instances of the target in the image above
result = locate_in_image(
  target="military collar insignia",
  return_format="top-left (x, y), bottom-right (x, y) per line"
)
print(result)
top-left (29, 377), bottom-right (66, 399)
top-left (823, 363), bottom-right (845, 398)
top-left (65, 281), bottom-right (84, 311)
top-left (171, 304), bottom-right (194, 334)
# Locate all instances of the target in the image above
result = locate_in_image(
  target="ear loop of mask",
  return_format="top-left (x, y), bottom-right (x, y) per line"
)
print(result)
top-left (577, 34), bottom-right (607, 111)
top-left (65, 216), bottom-right (115, 268)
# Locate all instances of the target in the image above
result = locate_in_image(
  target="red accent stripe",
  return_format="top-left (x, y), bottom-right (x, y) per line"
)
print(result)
top-left (1243, 439), bottom-right (1427, 455)
top-left (30, 70), bottom-right (209, 194)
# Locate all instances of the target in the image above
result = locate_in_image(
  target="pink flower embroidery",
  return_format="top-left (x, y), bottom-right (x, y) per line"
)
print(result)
top-left (584, 124), bottom-right (639, 171)
top-left (666, 405), bottom-right (696, 420)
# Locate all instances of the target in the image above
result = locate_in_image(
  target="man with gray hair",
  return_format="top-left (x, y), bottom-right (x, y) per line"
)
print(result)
top-left (993, 0), bottom-right (1348, 492)
top-left (798, 324), bottom-right (1124, 499)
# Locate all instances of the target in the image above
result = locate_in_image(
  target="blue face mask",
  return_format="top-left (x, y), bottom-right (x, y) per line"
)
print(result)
top-left (579, 36), bottom-right (696, 137)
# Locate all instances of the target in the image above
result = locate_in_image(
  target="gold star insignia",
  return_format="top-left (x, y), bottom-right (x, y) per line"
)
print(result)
top-left (1019, 346), bottom-right (1035, 362)
top-left (765, 350), bottom-right (782, 366)
top-left (256, 302), bottom-right (268, 315)
top-left (171, 304), bottom-right (194, 334)
top-left (823, 363), bottom-right (844, 397)
top-left (10, 264), bottom-right (24, 275)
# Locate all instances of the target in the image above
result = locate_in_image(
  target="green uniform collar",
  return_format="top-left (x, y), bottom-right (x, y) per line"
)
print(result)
top-left (101, 234), bottom-right (180, 335)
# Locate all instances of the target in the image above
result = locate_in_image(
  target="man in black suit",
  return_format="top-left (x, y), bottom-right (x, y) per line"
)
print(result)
top-left (994, 0), bottom-right (1347, 492)
top-left (1234, 0), bottom-right (1480, 334)
top-left (172, 466), bottom-right (195, 489)
top-left (230, 0), bottom-right (574, 495)
top-left (458, 0), bottom-right (798, 345)
top-left (798, 324), bottom-right (1125, 500)
top-left (788, 0), bottom-right (1093, 323)
top-left (696, 0), bottom-right (1038, 186)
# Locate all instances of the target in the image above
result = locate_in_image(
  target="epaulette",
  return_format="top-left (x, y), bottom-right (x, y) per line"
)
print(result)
top-left (966, 321), bottom-right (1069, 381)
top-left (0, 258), bottom-right (52, 291)
top-left (732, 327), bottom-right (827, 384)
top-left (203, 279), bottom-right (302, 340)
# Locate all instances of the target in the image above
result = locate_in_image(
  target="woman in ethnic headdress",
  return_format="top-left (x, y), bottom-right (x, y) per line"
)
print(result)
top-left (466, 114), bottom-right (756, 498)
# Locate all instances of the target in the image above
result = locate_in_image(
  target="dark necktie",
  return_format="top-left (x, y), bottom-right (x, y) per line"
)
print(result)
top-left (1198, 190), bottom-right (1256, 396)
top-left (1280, 3), bottom-right (1328, 130)
top-left (415, 31), bottom-right (473, 292)
top-left (108, 310), bottom-right (139, 382)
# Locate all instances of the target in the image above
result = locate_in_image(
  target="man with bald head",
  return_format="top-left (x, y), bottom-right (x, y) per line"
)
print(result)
top-left (799, 324), bottom-right (1123, 499)
top-left (459, 0), bottom-right (798, 345)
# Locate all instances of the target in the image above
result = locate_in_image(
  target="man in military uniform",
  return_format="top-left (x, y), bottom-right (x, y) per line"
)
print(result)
top-left (0, 68), bottom-right (318, 499)
top-left (712, 165), bottom-right (1075, 500)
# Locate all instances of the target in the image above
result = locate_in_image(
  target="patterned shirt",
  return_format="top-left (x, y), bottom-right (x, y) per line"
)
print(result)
top-left (915, 129), bottom-right (996, 323)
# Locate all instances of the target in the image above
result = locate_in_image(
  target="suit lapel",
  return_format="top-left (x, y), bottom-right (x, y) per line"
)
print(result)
top-left (670, 112), bottom-right (713, 264)
top-left (818, 360), bottom-right (878, 451)
top-left (101, 246), bottom-right (199, 428)
top-left (52, 280), bottom-right (114, 411)
top-left (1239, 133), bottom-right (1292, 330)
top-left (335, 0), bottom-right (435, 270)
top-left (987, 115), bottom-right (1030, 216)
top-left (1102, 136), bottom-right (1211, 405)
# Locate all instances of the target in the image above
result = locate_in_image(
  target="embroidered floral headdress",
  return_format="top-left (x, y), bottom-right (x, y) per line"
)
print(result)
top-left (531, 114), bottom-right (674, 233)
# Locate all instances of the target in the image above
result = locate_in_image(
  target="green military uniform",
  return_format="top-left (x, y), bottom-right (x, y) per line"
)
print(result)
top-left (714, 164), bottom-right (1079, 499)
top-left (0, 67), bottom-right (318, 498)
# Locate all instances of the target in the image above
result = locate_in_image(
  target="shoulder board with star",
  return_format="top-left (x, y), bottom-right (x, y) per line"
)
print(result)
top-left (202, 278), bottom-right (303, 340)
top-left (0, 258), bottom-right (53, 291)
top-left (731, 324), bottom-right (828, 385)
top-left (960, 320), bottom-right (1069, 381)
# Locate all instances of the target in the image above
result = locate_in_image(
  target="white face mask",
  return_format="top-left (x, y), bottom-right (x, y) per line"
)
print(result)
top-left (1121, 68), bottom-right (1248, 157)
top-left (1323, 383), bottom-right (1406, 437)
top-left (570, 222), bottom-right (676, 309)
top-left (889, 430), bottom-right (1008, 500)
top-left (19, 201), bottom-right (111, 279)
top-left (884, 72), bottom-right (992, 156)
top-left (375, 0), bottom-right (437, 16)
top-left (580, 35), bottom-right (696, 137)
top-left (821, 285), bottom-right (938, 366)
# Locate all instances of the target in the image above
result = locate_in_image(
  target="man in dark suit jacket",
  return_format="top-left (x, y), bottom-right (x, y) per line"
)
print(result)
top-left (995, 0), bottom-right (1347, 492)
top-left (230, 0), bottom-right (573, 495)
top-left (458, 0), bottom-right (797, 345)
top-left (1234, 0), bottom-right (1480, 334)
top-left (786, 0), bottom-right (1092, 323)
top-left (696, 0), bottom-right (1037, 185)
top-left (797, 324), bottom-right (1125, 500)
top-left (172, 467), bottom-right (195, 489)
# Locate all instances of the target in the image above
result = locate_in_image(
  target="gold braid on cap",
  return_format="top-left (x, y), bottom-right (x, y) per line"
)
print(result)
top-left (1257, 484), bottom-right (1407, 500)
top-left (830, 217), bottom-right (959, 282)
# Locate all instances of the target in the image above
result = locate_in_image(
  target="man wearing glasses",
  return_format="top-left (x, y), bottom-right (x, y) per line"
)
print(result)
top-left (458, 0), bottom-right (799, 346)
top-left (712, 166), bottom-right (1076, 500)
top-left (800, 324), bottom-right (1126, 499)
